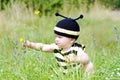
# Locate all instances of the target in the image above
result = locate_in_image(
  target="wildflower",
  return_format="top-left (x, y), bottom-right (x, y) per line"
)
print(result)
top-left (105, 77), bottom-right (109, 80)
top-left (23, 50), bottom-right (26, 54)
top-left (34, 10), bottom-right (40, 15)
top-left (111, 72), bottom-right (115, 75)
top-left (50, 75), bottom-right (54, 78)
top-left (20, 38), bottom-right (24, 42)
top-left (15, 40), bottom-right (18, 45)
top-left (37, 54), bottom-right (40, 59)
top-left (117, 68), bottom-right (120, 71)
top-left (113, 26), bottom-right (117, 31)
top-left (113, 26), bottom-right (119, 41)
top-left (117, 72), bottom-right (120, 76)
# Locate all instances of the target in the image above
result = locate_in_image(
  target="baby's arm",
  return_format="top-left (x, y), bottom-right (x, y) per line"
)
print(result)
top-left (23, 40), bottom-right (57, 52)
top-left (69, 48), bottom-right (94, 73)
top-left (69, 48), bottom-right (89, 65)
top-left (76, 50), bottom-right (90, 65)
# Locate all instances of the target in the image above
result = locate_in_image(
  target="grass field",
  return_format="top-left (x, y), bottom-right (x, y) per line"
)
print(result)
top-left (0, 3), bottom-right (120, 80)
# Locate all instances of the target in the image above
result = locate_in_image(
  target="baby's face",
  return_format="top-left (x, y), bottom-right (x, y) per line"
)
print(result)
top-left (55, 34), bottom-right (74, 49)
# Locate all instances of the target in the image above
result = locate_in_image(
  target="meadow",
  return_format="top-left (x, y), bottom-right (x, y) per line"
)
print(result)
top-left (0, 2), bottom-right (120, 80)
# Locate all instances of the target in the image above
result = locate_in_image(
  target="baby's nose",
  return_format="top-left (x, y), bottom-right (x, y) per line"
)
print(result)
top-left (55, 37), bottom-right (59, 42)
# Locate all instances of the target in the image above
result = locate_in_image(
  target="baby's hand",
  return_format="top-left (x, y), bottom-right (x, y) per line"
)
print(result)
top-left (22, 40), bottom-right (30, 48)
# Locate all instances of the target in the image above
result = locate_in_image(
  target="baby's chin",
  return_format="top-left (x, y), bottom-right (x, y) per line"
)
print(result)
top-left (57, 45), bottom-right (61, 48)
top-left (55, 43), bottom-right (63, 48)
top-left (56, 44), bottom-right (62, 48)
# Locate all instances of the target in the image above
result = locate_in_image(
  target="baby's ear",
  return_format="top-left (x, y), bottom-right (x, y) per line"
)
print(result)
top-left (71, 38), bottom-right (75, 43)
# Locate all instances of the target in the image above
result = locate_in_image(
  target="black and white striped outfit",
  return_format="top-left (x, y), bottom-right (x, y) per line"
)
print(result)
top-left (54, 43), bottom-right (85, 73)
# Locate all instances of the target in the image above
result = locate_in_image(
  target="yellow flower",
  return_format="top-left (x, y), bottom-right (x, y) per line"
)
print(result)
top-left (20, 38), bottom-right (24, 42)
top-left (34, 10), bottom-right (40, 15)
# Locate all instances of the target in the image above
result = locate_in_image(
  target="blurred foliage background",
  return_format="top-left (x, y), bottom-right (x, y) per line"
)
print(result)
top-left (0, 0), bottom-right (120, 15)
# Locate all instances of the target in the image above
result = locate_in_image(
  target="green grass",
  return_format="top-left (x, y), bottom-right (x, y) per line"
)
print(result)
top-left (0, 3), bottom-right (120, 80)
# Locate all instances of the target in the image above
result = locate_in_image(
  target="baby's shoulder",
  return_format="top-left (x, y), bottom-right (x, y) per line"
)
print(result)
top-left (73, 43), bottom-right (86, 51)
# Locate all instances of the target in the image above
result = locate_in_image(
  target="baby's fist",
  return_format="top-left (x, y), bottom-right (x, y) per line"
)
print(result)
top-left (22, 40), bottom-right (30, 48)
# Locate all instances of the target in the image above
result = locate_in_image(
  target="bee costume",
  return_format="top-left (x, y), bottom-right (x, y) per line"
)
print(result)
top-left (54, 43), bottom-right (85, 73)
top-left (53, 13), bottom-right (85, 73)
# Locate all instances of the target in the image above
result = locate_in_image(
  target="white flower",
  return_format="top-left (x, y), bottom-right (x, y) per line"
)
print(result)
top-left (117, 72), bottom-right (120, 76)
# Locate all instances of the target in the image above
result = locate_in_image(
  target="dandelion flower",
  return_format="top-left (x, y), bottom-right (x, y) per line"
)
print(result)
top-left (20, 38), bottom-right (24, 42)
top-left (34, 10), bottom-right (40, 15)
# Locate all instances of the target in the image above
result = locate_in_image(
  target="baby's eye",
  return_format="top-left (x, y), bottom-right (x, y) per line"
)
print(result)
top-left (56, 35), bottom-right (63, 38)
top-left (58, 36), bottom-right (62, 38)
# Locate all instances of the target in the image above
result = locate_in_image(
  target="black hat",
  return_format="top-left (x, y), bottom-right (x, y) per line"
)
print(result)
top-left (54, 13), bottom-right (83, 39)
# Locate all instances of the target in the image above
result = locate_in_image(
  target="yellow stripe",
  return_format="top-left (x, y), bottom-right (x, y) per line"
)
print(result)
top-left (54, 53), bottom-right (65, 60)
top-left (58, 62), bottom-right (67, 66)
top-left (54, 27), bottom-right (79, 36)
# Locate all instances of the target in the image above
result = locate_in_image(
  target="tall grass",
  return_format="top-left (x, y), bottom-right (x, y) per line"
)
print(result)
top-left (0, 2), bottom-right (120, 80)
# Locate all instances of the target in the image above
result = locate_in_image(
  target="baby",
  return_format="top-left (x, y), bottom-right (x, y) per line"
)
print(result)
top-left (23, 13), bottom-right (94, 75)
